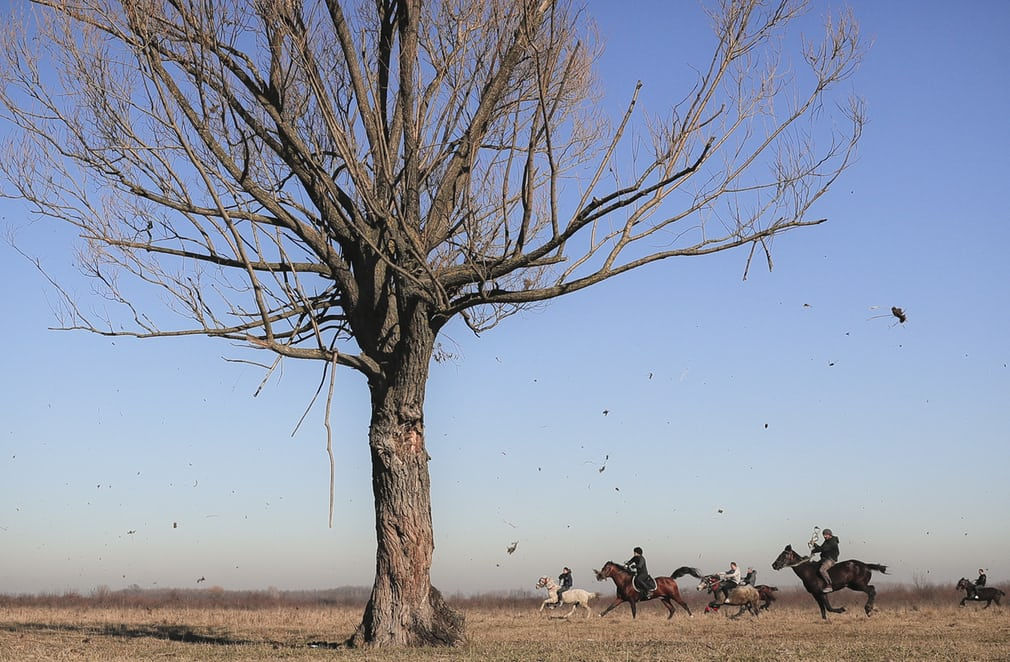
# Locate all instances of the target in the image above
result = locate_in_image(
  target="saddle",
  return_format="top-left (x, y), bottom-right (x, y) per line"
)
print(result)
top-left (633, 574), bottom-right (657, 593)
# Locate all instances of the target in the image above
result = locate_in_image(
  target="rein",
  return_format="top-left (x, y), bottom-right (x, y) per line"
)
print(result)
top-left (786, 555), bottom-right (813, 568)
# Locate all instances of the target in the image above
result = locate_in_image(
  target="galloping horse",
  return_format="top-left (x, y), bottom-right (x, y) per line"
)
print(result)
top-left (772, 544), bottom-right (887, 619)
top-left (535, 576), bottom-right (597, 617)
top-left (696, 575), bottom-right (779, 611)
top-left (957, 578), bottom-right (1004, 608)
top-left (594, 562), bottom-right (700, 619)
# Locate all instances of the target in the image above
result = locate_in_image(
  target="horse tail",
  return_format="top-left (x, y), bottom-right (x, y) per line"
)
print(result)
top-left (671, 566), bottom-right (702, 579)
top-left (865, 563), bottom-right (888, 574)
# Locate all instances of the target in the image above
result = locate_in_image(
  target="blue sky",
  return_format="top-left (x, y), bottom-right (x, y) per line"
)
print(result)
top-left (2, 0), bottom-right (1008, 597)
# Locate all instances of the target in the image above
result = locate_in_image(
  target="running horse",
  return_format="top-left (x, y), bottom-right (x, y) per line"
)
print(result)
top-left (957, 578), bottom-right (1004, 608)
top-left (772, 544), bottom-right (887, 619)
top-left (696, 575), bottom-right (778, 611)
top-left (594, 562), bottom-right (700, 619)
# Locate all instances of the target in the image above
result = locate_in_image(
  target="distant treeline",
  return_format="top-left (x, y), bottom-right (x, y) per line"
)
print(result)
top-left (0, 581), bottom-right (1003, 610)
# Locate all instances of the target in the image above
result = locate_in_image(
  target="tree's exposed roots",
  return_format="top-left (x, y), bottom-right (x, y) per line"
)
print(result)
top-left (346, 586), bottom-right (465, 648)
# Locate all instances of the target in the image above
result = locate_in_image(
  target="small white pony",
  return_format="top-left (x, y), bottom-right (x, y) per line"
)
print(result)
top-left (536, 576), bottom-right (597, 618)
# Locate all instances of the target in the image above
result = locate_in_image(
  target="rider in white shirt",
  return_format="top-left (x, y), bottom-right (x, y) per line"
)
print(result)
top-left (719, 562), bottom-right (742, 590)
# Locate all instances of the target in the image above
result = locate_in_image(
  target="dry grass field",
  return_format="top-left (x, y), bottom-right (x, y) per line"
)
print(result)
top-left (1, 590), bottom-right (1008, 661)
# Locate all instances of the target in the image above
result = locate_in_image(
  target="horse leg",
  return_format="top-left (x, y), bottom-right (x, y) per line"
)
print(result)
top-left (583, 601), bottom-right (593, 618)
top-left (862, 584), bottom-right (876, 616)
top-left (673, 593), bottom-right (693, 617)
top-left (813, 593), bottom-right (829, 620)
top-left (565, 603), bottom-right (577, 618)
top-left (600, 598), bottom-right (624, 618)
top-left (539, 598), bottom-right (550, 612)
top-left (960, 596), bottom-right (967, 607)
top-left (629, 599), bottom-right (638, 619)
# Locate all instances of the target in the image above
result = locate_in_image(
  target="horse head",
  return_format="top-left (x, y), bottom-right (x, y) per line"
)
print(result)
top-left (771, 544), bottom-right (801, 570)
top-left (696, 575), bottom-right (718, 592)
top-left (536, 576), bottom-right (549, 589)
top-left (956, 578), bottom-right (971, 592)
top-left (595, 561), bottom-right (621, 581)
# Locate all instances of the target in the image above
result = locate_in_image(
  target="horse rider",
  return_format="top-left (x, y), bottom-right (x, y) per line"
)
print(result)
top-left (810, 528), bottom-right (839, 593)
top-left (971, 568), bottom-right (987, 599)
top-left (743, 566), bottom-right (757, 586)
top-left (625, 546), bottom-right (653, 600)
top-left (553, 566), bottom-right (573, 607)
top-left (719, 562), bottom-right (742, 592)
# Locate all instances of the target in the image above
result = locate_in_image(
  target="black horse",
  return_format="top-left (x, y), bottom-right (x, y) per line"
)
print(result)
top-left (772, 544), bottom-right (887, 619)
top-left (957, 578), bottom-right (1004, 608)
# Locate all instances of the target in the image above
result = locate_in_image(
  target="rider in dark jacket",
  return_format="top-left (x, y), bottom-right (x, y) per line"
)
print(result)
top-left (554, 567), bottom-right (573, 606)
top-left (626, 547), bottom-right (653, 599)
top-left (971, 569), bottom-right (987, 599)
top-left (810, 529), bottom-right (839, 593)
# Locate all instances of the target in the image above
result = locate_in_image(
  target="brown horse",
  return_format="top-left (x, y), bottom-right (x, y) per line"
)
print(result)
top-left (594, 561), bottom-right (700, 619)
top-left (772, 544), bottom-right (887, 619)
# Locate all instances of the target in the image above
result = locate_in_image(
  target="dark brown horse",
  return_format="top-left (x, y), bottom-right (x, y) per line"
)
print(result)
top-left (594, 561), bottom-right (700, 619)
top-left (957, 578), bottom-right (1004, 608)
top-left (772, 544), bottom-right (887, 619)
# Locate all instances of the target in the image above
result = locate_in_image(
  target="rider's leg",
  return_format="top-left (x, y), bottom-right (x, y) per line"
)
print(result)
top-left (819, 560), bottom-right (835, 592)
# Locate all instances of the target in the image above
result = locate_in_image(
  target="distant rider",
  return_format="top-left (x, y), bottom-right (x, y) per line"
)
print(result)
top-left (554, 566), bottom-right (573, 607)
top-left (971, 568), bottom-right (987, 599)
top-left (626, 547), bottom-right (653, 600)
top-left (810, 528), bottom-right (839, 593)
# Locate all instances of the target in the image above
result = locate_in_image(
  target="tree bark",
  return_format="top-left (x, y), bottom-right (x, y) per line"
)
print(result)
top-left (347, 318), bottom-right (465, 647)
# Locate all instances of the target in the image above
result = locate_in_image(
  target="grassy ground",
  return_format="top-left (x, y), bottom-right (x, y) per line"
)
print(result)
top-left (1, 598), bottom-right (1008, 661)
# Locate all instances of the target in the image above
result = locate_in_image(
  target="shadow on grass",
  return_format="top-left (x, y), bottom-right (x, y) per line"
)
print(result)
top-left (0, 621), bottom-right (282, 647)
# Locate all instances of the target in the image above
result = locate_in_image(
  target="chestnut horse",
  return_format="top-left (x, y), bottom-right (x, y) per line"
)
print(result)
top-left (594, 561), bottom-right (700, 619)
top-left (772, 544), bottom-right (887, 619)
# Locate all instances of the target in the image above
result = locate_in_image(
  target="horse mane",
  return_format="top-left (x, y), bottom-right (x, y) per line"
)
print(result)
top-left (605, 561), bottom-right (631, 575)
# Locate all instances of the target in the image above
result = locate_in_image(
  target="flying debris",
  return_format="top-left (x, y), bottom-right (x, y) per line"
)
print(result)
top-left (196, 576), bottom-right (206, 583)
top-left (506, 541), bottom-right (519, 555)
top-left (868, 306), bottom-right (907, 325)
top-left (127, 530), bottom-right (136, 535)
top-left (598, 455), bottom-right (609, 473)
top-left (717, 508), bottom-right (724, 514)
top-left (602, 410), bottom-right (609, 416)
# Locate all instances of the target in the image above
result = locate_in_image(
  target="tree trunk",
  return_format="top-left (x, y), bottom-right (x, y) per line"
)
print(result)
top-left (347, 323), bottom-right (465, 647)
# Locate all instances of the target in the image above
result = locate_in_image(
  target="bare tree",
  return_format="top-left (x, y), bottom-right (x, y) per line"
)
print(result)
top-left (0, 0), bottom-right (863, 647)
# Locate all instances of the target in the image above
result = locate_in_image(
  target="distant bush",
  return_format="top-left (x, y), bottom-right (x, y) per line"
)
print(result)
top-left (0, 581), bottom-right (1003, 611)
top-left (0, 585), bottom-right (371, 609)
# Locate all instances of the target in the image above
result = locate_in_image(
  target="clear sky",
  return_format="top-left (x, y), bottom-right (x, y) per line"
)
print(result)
top-left (2, 0), bottom-right (1008, 597)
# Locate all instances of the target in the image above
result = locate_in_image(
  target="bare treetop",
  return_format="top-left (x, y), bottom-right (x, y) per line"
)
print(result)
top-left (2, 0), bottom-right (862, 376)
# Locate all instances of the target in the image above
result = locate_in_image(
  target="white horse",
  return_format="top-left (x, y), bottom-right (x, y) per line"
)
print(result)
top-left (536, 576), bottom-right (597, 618)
